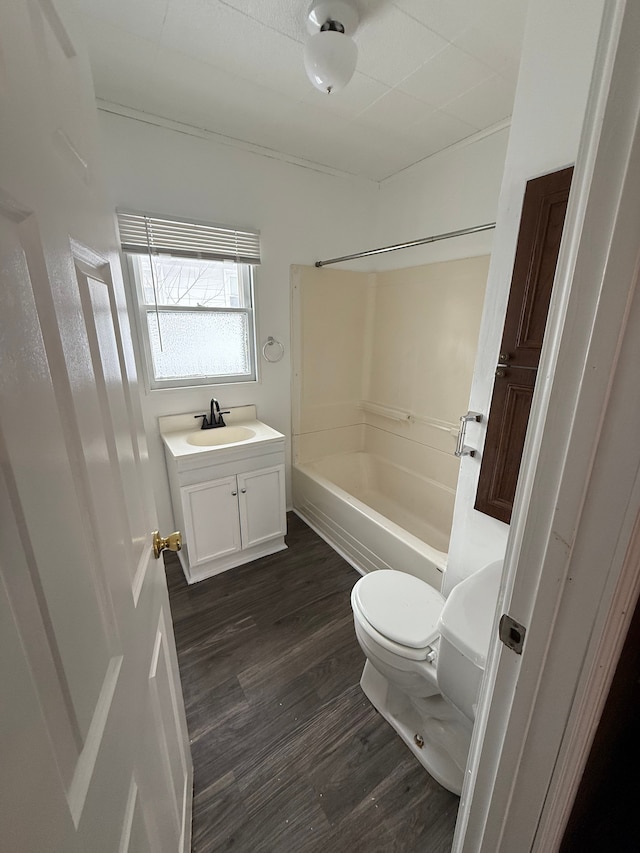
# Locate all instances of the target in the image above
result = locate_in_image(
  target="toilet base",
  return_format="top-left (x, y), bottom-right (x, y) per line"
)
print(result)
top-left (360, 661), bottom-right (468, 796)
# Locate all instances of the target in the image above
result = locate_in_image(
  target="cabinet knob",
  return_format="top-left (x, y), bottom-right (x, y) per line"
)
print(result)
top-left (241, 488), bottom-right (247, 493)
top-left (231, 491), bottom-right (237, 496)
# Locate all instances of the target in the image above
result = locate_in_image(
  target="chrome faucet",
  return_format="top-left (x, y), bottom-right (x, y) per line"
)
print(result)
top-left (194, 398), bottom-right (230, 430)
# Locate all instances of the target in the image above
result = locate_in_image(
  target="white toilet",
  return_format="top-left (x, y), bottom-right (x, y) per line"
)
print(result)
top-left (351, 560), bottom-right (502, 795)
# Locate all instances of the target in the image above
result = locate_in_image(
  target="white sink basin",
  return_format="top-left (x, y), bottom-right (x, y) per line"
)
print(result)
top-left (160, 409), bottom-right (285, 462)
top-left (186, 426), bottom-right (256, 447)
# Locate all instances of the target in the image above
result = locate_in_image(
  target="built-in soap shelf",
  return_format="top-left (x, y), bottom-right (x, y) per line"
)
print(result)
top-left (360, 400), bottom-right (409, 422)
top-left (359, 400), bottom-right (458, 436)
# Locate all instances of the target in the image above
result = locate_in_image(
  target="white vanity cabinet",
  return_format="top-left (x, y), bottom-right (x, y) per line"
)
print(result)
top-left (161, 409), bottom-right (287, 584)
top-left (181, 465), bottom-right (286, 567)
top-left (236, 466), bottom-right (286, 547)
top-left (181, 476), bottom-right (242, 565)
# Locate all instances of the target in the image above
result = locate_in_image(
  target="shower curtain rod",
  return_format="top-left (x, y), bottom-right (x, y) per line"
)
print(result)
top-left (314, 222), bottom-right (496, 267)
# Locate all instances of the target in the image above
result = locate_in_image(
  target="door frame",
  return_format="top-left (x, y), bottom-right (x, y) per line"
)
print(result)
top-left (455, 1), bottom-right (640, 850)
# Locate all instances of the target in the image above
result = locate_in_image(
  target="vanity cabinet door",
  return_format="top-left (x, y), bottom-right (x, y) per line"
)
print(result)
top-left (237, 465), bottom-right (286, 549)
top-left (181, 477), bottom-right (242, 565)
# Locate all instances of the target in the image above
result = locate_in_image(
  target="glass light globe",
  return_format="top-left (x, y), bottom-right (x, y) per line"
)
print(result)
top-left (304, 30), bottom-right (358, 94)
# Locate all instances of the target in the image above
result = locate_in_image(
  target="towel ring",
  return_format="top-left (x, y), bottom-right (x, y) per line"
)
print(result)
top-left (262, 336), bottom-right (284, 363)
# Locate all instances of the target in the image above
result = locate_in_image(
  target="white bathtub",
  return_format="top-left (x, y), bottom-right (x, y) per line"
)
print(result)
top-left (293, 451), bottom-right (455, 590)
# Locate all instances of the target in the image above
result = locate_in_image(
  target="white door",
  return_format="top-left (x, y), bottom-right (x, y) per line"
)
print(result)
top-left (454, 3), bottom-right (640, 850)
top-left (238, 466), bottom-right (287, 548)
top-left (0, 2), bottom-right (192, 852)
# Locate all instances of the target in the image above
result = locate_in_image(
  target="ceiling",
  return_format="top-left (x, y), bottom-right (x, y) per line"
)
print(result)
top-left (77, 0), bottom-right (529, 182)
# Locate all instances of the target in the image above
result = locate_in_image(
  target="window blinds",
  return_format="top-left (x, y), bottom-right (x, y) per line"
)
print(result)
top-left (116, 211), bottom-right (261, 265)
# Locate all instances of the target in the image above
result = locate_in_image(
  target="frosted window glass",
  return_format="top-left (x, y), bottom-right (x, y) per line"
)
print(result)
top-left (147, 311), bottom-right (251, 380)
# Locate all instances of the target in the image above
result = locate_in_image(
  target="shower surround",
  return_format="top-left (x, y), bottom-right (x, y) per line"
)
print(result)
top-left (292, 257), bottom-right (488, 589)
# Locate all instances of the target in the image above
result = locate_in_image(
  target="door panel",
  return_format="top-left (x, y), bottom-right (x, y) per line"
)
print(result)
top-left (0, 453), bottom-right (80, 791)
top-left (476, 167), bottom-right (573, 523)
top-left (0, 208), bottom-right (117, 740)
top-left (475, 369), bottom-right (537, 525)
top-left (118, 779), bottom-right (154, 853)
top-left (182, 477), bottom-right (242, 564)
top-left (149, 611), bottom-right (191, 838)
top-left (238, 465), bottom-right (287, 547)
top-left (0, 570), bottom-right (73, 852)
top-left (501, 167), bottom-right (574, 367)
top-left (0, 1), bottom-right (192, 849)
top-left (74, 251), bottom-right (149, 569)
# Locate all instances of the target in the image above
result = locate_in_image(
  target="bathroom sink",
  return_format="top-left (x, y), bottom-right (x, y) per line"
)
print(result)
top-left (160, 407), bottom-right (285, 462)
top-left (185, 426), bottom-right (256, 447)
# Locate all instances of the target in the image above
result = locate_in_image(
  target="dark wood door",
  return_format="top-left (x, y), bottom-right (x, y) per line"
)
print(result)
top-left (560, 589), bottom-right (640, 852)
top-left (475, 166), bottom-right (573, 524)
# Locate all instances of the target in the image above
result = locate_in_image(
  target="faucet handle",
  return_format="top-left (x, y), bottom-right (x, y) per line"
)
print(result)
top-left (194, 414), bottom-right (209, 428)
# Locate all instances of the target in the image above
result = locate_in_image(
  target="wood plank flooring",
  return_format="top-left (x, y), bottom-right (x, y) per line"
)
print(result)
top-left (164, 513), bottom-right (458, 853)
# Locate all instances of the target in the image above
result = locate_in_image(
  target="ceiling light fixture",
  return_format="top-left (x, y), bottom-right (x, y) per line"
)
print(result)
top-left (304, 0), bottom-right (359, 95)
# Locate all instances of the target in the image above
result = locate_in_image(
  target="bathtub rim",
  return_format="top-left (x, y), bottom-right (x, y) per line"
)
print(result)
top-left (293, 456), bottom-right (449, 577)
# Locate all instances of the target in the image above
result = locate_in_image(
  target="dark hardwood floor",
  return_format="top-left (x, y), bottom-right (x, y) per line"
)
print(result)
top-left (164, 513), bottom-right (458, 853)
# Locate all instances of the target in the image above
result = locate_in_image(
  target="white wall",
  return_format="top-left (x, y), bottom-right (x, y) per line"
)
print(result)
top-left (370, 258), bottom-right (488, 429)
top-left (374, 127), bottom-right (511, 272)
top-left (443, 0), bottom-right (607, 595)
top-left (98, 112), bottom-right (378, 532)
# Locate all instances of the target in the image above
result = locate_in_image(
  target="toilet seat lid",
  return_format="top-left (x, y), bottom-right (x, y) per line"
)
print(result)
top-left (353, 570), bottom-right (444, 649)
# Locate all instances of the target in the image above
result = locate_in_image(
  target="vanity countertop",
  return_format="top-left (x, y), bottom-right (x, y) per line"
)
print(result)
top-left (159, 405), bottom-right (285, 462)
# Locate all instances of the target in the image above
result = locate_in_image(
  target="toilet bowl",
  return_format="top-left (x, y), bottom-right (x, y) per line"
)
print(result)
top-left (351, 560), bottom-right (503, 795)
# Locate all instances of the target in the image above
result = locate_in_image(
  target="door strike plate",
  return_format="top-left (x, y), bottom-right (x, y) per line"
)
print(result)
top-left (499, 614), bottom-right (526, 655)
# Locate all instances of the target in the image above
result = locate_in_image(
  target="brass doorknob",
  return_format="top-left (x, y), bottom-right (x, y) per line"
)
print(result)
top-left (152, 530), bottom-right (182, 559)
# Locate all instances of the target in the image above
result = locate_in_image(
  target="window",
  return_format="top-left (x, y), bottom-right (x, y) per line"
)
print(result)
top-left (117, 211), bottom-right (260, 390)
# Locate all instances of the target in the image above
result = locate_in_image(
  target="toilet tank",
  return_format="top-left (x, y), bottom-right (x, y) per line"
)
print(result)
top-left (436, 560), bottom-right (503, 722)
